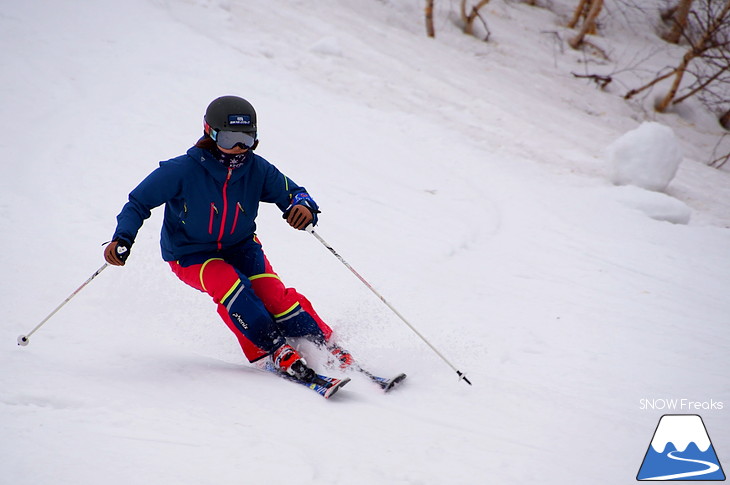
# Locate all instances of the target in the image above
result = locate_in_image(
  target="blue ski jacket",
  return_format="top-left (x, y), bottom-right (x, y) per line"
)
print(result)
top-left (113, 146), bottom-right (309, 262)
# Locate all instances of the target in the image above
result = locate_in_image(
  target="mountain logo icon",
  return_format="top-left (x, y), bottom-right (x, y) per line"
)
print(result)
top-left (637, 414), bottom-right (726, 481)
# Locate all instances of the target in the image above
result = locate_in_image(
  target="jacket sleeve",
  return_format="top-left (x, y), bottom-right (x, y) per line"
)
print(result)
top-left (112, 161), bottom-right (184, 244)
top-left (259, 157), bottom-right (308, 212)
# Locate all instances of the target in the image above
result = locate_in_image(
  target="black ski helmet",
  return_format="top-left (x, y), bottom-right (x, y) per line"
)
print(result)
top-left (204, 96), bottom-right (257, 135)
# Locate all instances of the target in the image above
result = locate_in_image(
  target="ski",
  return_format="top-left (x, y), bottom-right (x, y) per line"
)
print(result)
top-left (355, 366), bottom-right (407, 392)
top-left (326, 344), bottom-right (406, 393)
top-left (263, 361), bottom-right (351, 399)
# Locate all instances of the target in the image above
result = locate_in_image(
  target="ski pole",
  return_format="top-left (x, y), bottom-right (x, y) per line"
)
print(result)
top-left (17, 263), bottom-right (109, 346)
top-left (305, 226), bottom-right (472, 385)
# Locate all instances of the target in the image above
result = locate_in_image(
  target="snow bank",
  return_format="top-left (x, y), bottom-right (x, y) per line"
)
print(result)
top-left (607, 122), bottom-right (683, 192)
top-left (600, 185), bottom-right (692, 224)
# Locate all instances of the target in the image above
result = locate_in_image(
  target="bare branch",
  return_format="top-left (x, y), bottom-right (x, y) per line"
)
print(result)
top-left (571, 72), bottom-right (613, 89)
top-left (568, 0), bottom-right (590, 29)
top-left (462, 0), bottom-right (492, 39)
top-left (624, 67), bottom-right (678, 99)
top-left (663, 0), bottom-right (695, 44)
top-left (426, 0), bottom-right (435, 38)
top-left (569, 0), bottom-right (604, 49)
top-left (709, 134), bottom-right (730, 168)
top-left (626, 0), bottom-right (730, 113)
top-left (672, 65), bottom-right (726, 104)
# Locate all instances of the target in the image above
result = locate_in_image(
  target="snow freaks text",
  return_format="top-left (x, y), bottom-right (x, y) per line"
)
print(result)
top-left (639, 399), bottom-right (724, 411)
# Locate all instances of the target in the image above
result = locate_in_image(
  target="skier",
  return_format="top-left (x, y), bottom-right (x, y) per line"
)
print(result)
top-left (104, 95), bottom-right (352, 382)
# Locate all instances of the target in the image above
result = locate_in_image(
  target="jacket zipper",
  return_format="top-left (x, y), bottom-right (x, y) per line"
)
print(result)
top-left (216, 168), bottom-right (233, 250)
top-left (230, 202), bottom-right (244, 235)
top-left (208, 203), bottom-right (217, 234)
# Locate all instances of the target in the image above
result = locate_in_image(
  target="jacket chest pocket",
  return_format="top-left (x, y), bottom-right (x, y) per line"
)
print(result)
top-left (175, 200), bottom-right (188, 224)
top-left (208, 202), bottom-right (219, 234)
top-left (229, 202), bottom-right (245, 235)
top-left (207, 201), bottom-right (245, 236)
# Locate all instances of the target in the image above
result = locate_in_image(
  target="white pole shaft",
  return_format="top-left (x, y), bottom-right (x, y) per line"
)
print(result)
top-left (306, 227), bottom-right (471, 385)
top-left (18, 263), bottom-right (109, 345)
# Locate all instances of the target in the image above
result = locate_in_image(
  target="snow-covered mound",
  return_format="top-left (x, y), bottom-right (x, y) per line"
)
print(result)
top-left (601, 185), bottom-right (692, 224)
top-left (607, 122), bottom-right (683, 192)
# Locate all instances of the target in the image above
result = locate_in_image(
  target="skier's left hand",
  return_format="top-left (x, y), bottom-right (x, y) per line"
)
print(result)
top-left (286, 205), bottom-right (314, 230)
top-left (283, 192), bottom-right (320, 230)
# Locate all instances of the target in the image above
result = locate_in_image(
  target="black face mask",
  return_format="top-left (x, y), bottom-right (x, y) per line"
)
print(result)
top-left (213, 146), bottom-right (248, 168)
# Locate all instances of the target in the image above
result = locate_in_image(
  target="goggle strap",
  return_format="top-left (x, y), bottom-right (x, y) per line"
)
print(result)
top-left (204, 121), bottom-right (218, 141)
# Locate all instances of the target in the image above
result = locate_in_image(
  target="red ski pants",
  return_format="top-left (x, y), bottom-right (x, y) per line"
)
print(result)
top-left (169, 237), bottom-right (332, 362)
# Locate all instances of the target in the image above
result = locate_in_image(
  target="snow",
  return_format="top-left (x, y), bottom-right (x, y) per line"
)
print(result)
top-left (1, 1), bottom-right (729, 484)
top-left (309, 37), bottom-right (344, 57)
top-left (607, 122), bottom-right (683, 192)
top-left (598, 185), bottom-right (692, 224)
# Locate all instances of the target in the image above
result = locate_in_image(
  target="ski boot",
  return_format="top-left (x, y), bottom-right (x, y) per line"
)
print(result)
top-left (272, 344), bottom-right (315, 382)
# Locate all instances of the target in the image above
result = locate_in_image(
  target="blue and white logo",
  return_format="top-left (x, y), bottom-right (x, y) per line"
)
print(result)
top-left (637, 414), bottom-right (725, 481)
top-left (228, 114), bottom-right (251, 126)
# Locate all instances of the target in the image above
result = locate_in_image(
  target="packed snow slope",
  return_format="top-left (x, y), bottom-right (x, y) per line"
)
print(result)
top-left (1, 1), bottom-right (729, 484)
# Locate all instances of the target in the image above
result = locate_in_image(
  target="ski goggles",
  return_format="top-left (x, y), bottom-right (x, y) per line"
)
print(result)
top-left (206, 122), bottom-right (257, 149)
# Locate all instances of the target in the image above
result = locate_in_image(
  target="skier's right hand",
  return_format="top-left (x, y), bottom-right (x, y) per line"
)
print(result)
top-left (104, 239), bottom-right (132, 266)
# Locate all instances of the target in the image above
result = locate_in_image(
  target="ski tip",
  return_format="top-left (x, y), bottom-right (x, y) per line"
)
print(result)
top-left (324, 377), bottom-right (351, 399)
top-left (383, 373), bottom-right (407, 392)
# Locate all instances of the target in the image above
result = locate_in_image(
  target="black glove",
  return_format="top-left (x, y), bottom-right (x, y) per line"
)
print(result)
top-left (104, 239), bottom-right (132, 266)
